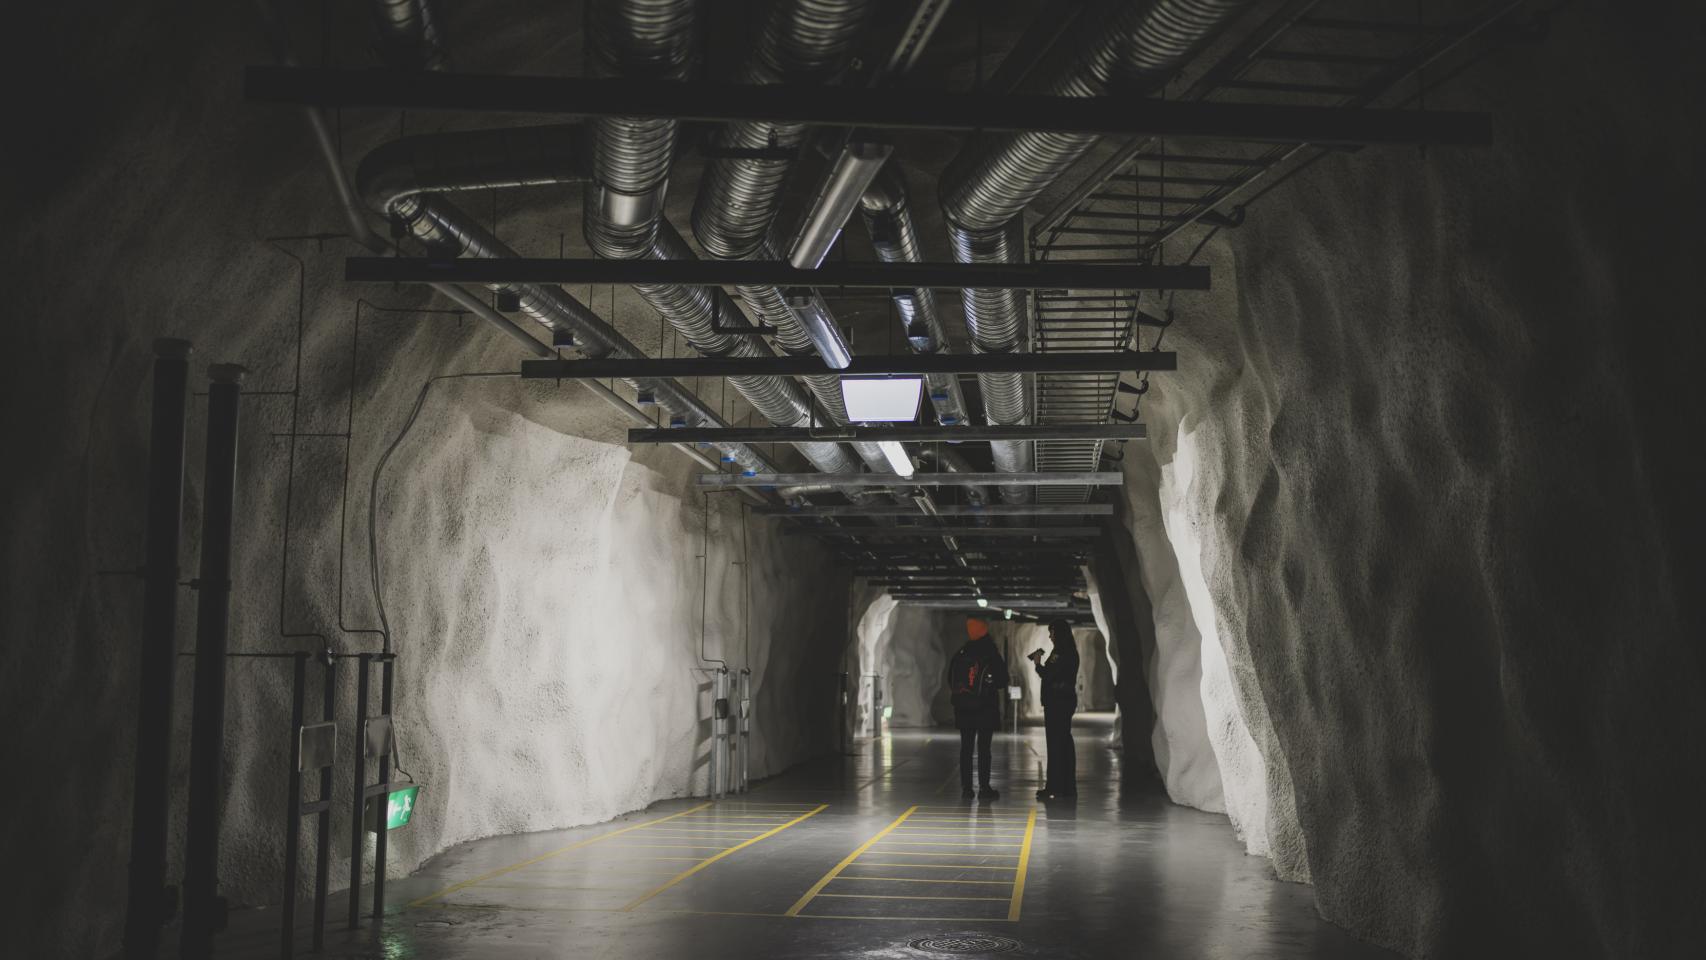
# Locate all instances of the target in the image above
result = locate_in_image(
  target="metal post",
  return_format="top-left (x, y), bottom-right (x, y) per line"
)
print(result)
top-left (312, 654), bottom-right (335, 949)
top-left (738, 669), bottom-right (751, 794)
top-left (181, 363), bottom-right (247, 960)
top-left (710, 668), bottom-right (728, 800)
top-left (347, 654), bottom-right (371, 929)
top-left (123, 338), bottom-right (192, 960)
top-left (372, 655), bottom-right (394, 922)
top-left (280, 653), bottom-right (308, 960)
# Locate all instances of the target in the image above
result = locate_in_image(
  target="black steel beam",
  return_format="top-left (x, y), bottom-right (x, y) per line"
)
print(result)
top-left (701, 471), bottom-right (1124, 488)
top-left (630, 422), bottom-right (1146, 444)
top-left (759, 503), bottom-right (1114, 517)
top-left (124, 339), bottom-right (192, 960)
top-left (181, 364), bottom-right (246, 959)
top-left (246, 67), bottom-right (1493, 146)
top-left (802, 525), bottom-right (1101, 538)
top-left (349, 255), bottom-right (1206, 292)
top-left (536, 354), bottom-right (1173, 381)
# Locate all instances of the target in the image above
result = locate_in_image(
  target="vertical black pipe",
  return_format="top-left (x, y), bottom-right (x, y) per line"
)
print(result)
top-left (372, 655), bottom-right (394, 921)
top-left (123, 338), bottom-right (193, 960)
top-left (181, 363), bottom-right (247, 960)
top-left (313, 654), bottom-right (335, 949)
top-left (280, 653), bottom-right (307, 960)
top-left (347, 654), bottom-right (372, 929)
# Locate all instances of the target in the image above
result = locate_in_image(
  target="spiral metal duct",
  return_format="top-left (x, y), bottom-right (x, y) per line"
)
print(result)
top-left (939, 0), bottom-right (1251, 502)
top-left (584, 0), bottom-right (859, 476)
top-left (387, 194), bottom-right (771, 473)
top-left (357, 124), bottom-right (589, 214)
top-left (858, 166), bottom-right (971, 430)
top-left (691, 0), bottom-right (873, 260)
top-left (369, 0), bottom-right (451, 72)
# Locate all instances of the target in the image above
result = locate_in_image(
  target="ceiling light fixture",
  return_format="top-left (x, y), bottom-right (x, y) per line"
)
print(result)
top-left (878, 440), bottom-right (915, 478)
top-left (841, 375), bottom-right (923, 422)
top-left (789, 140), bottom-right (893, 270)
top-left (976, 597), bottom-right (990, 608)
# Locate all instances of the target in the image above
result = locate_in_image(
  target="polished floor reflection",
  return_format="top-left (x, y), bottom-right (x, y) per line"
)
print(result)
top-left (221, 716), bottom-right (1395, 958)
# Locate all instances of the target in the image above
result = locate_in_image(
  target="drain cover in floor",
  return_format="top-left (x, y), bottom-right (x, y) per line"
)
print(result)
top-left (909, 935), bottom-right (1022, 955)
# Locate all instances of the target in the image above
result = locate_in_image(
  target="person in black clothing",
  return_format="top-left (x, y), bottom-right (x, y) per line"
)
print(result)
top-left (1029, 619), bottom-right (1080, 800)
top-left (948, 617), bottom-right (1009, 801)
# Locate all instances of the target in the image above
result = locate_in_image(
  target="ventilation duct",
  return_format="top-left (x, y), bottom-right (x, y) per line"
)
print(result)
top-left (938, 0), bottom-right (1252, 502)
top-left (368, 0), bottom-right (451, 72)
top-left (583, 0), bottom-right (860, 477)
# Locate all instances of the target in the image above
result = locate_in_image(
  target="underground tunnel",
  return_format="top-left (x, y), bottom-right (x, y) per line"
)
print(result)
top-left (3, 0), bottom-right (1703, 958)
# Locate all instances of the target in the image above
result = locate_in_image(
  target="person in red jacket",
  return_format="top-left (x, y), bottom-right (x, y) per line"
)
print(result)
top-left (948, 617), bottom-right (1010, 801)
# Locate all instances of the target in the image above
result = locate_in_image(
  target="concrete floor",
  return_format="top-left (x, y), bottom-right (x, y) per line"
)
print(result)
top-left (220, 715), bottom-right (1396, 959)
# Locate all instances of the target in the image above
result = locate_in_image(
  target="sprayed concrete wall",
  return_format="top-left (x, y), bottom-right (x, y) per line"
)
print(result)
top-left (1098, 3), bottom-right (1706, 954)
top-left (0, 5), bottom-right (849, 958)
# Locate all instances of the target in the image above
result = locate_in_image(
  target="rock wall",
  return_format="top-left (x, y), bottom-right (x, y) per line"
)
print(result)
top-left (0, 4), bottom-right (849, 959)
top-left (1119, 2), bottom-right (1706, 954)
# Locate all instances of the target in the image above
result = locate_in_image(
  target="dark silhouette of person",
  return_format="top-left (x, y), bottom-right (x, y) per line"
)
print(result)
top-left (948, 617), bottom-right (1009, 801)
top-left (1029, 619), bottom-right (1080, 800)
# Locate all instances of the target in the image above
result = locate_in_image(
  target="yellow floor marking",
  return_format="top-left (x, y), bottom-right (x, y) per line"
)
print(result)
top-left (831, 876), bottom-right (1012, 885)
top-left (1007, 806), bottom-right (1038, 921)
top-left (865, 850), bottom-right (1020, 859)
top-left (796, 913), bottom-right (1015, 923)
top-left (786, 806), bottom-right (918, 917)
top-left (619, 803), bottom-right (828, 912)
top-left (816, 892), bottom-right (1007, 901)
top-left (854, 862), bottom-right (1018, 871)
top-left (607, 843), bottom-right (734, 849)
top-left (874, 840), bottom-right (1023, 848)
top-left (475, 883), bottom-right (634, 892)
top-left (406, 803), bottom-right (711, 907)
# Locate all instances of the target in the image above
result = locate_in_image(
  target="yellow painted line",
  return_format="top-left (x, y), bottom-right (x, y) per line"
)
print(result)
top-left (816, 892), bottom-right (1007, 902)
top-left (620, 803), bottom-right (828, 912)
top-left (874, 840), bottom-right (1024, 848)
top-left (786, 805), bottom-right (918, 917)
top-left (475, 883), bottom-right (634, 892)
top-left (855, 862), bottom-right (1018, 871)
top-left (1007, 806), bottom-right (1038, 922)
top-left (831, 876), bottom-right (1012, 885)
top-left (406, 803), bottom-right (711, 907)
top-left (605, 843), bottom-right (733, 850)
top-left (863, 850), bottom-right (1019, 859)
top-left (796, 913), bottom-right (1015, 923)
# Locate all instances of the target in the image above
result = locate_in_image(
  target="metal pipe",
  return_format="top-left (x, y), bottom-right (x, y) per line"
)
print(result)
top-left (122, 338), bottom-right (192, 960)
top-left (354, 124), bottom-right (588, 214)
top-left (789, 139), bottom-right (893, 269)
top-left (181, 363), bottom-right (248, 960)
top-left (940, 0), bottom-right (1252, 502)
top-left (369, 0), bottom-right (451, 72)
top-left (700, 471), bottom-right (1124, 487)
top-left (758, 503), bottom-right (1112, 516)
top-left (629, 422), bottom-right (1146, 443)
top-left (521, 351), bottom-right (1175, 379)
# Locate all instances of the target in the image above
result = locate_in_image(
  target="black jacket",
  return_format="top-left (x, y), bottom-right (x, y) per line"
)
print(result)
top-left (1035, 644), bottom-right (1080, 711)
top-left (949, 637), bottom-right (1009, 730)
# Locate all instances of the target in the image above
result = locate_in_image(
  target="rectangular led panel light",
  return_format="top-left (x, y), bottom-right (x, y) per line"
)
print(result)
top-left (841, 376), bottom-right (922, 422)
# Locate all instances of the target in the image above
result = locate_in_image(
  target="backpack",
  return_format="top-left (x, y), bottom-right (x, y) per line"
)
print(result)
top-left (949, 644), bottom-right (991, 709)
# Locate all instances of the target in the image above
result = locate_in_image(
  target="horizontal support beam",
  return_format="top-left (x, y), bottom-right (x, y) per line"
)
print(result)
top-left (349, 256), bottom-right (1207, 292)
top-left (631, 423), bottom-right (1146, 444)
top-left (535, 354), bottom-right (1173, 381)
top-left (898, 600), bottom-right (1089, 610)
top-left (760, 503), bottom-right (1114, 517)
top-left (700, 471), bottom-right (1123, 488)
top-left (247, 67), bottom-right (1492, 146)
top-left (800, 526), bottom-right (1101, 538)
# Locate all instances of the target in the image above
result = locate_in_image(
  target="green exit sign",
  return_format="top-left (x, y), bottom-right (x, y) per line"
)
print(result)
top-left (365, 785), bottom-right (421, 832)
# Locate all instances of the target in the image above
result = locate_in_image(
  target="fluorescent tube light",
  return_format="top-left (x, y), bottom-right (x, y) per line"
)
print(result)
top-left (784, 291), bottom-right (854, 370)
top-left (841, 376), bottom-right (922, 422)
top-left (789, 140), bottom-right (893, 269)
top-left (878, 440), bottom-right (915, 478)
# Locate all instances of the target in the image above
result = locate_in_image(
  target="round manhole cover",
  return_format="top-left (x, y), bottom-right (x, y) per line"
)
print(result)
top-left (909, 935), bottom-right (1022, 955)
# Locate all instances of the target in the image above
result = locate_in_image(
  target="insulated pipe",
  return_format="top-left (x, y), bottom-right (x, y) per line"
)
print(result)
top-left (389, 194), bottom-right (777, 474)
top-left (939, 0), bottom-right (1251, 502)
top-left (356, 124), bottom-right (589, 214)
top-left (691, 0), bottom-right (874, 260)
top-left (585, 0), bottom-right (861, 477)
top-left (857, 165), bottom-right (972, 428)
top-left (369, 0), bottom-right (451, 72)
top-left (122, 339), bottom-right (192, 960)
top-left (180, 364), bottom-right (247, 960)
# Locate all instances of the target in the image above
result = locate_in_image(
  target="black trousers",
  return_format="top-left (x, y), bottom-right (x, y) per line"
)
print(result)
top-left (1044, 705), bottom-right (1077, 794)
top-left (959, 727), bottom-right (994, 789)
